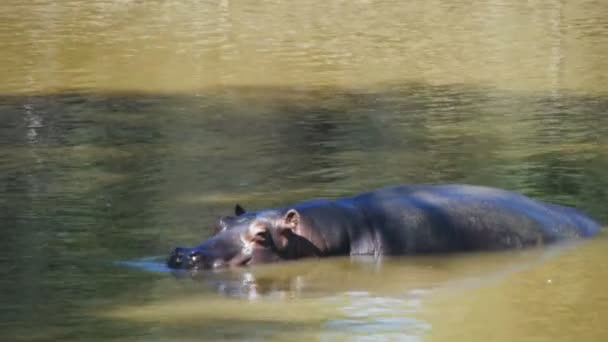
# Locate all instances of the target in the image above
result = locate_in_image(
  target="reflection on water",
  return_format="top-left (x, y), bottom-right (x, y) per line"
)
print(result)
top-left (107, 243), bottom-right (603, 341)
top-left (119, 244), bottom-right (573, 301)
top-left (125, 241), bottom-right (578, 298)
top-left (1, 0), bottom-right (608, 341)
top-left (1, 0), bottom-right (608, 94)
top-left (324, 291), bottom-right (431, 341)
top-left (1, 85), bottom-right (607, 342)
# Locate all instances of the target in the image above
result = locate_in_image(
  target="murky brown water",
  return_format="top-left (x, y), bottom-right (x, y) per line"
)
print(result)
top-left (1, 0), bottom-right (607, 341)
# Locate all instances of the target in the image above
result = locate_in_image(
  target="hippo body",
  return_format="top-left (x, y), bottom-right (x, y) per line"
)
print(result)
top-left (168, 184), bottom-right (601, 269)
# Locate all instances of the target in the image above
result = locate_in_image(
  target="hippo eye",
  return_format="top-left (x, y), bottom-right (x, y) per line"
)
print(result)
top-left (252, 231), bottom-right (270, 247)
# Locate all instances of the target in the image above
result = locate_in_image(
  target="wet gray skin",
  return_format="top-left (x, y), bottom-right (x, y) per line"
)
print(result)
top-left (167, 185), bottom-right (601, 271)
top-left (168, 200), bottom-right (332, 270)
top-left (168, 210), bottom-right (257, 269)
top-left (168, 207), bottom-right (293, 270)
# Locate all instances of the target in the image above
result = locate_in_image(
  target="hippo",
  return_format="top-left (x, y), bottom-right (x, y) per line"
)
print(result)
top-left (167, 184), bottom-right (601, 270)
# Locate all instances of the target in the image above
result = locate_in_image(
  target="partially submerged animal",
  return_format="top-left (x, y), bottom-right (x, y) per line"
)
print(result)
top-left (167, 184), bottom-right (601, 270)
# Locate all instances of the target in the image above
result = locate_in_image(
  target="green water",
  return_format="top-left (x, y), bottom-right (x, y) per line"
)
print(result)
top-left (1, 0), bottom-right (608, 341)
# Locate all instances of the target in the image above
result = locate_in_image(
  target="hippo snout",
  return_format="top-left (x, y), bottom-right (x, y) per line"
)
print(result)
top-left (167, 247), bottom-right (185, 268)
top-left (168, 247), bottom-right (220, 270)
top-left (167, 247), bottom-right (200, 269)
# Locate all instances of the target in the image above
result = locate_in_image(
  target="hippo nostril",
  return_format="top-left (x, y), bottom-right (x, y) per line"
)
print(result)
top-left (189, 251), bottom-right (201, 263)
top-left (168, 247), bottom-right (215, 269)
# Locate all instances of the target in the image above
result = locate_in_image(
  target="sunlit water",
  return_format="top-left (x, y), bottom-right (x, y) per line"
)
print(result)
top-left (1, 0), bottom-right (608, 341)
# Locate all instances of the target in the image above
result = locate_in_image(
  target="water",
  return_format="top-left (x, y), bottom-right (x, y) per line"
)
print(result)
top-left (1, 0), bottom-right (607, 341)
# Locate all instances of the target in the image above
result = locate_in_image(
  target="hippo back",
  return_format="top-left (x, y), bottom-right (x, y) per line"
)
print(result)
top-left (344, 184), bottom-right (601, 254)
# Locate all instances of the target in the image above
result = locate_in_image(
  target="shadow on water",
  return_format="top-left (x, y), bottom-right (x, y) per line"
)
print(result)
top-left (1, 83), bottom-right (607, 341)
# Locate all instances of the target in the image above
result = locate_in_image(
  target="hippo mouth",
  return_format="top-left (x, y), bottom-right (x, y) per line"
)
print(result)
top-left (167, 249), bottom-right (197, 269)
top-left (167, 248), bottom-right (253, 270)
top-left (232, 254), bottom-right (253, 267)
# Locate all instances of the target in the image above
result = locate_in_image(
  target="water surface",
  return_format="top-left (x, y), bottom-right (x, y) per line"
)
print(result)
top-left (1, 0), bottom-right (607, 341)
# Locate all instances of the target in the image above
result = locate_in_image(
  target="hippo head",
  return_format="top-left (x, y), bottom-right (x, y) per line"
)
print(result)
top-left (167, 205), bottom-right (322, 270)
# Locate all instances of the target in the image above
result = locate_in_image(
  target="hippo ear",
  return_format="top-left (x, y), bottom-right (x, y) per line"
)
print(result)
top-left (282, 209), bottom-right (300, 231)
top-left (234, 204), bottom-right (246, 216)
